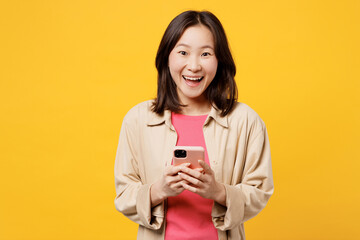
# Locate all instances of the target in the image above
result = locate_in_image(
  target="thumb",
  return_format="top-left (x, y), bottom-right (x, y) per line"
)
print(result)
top-left (198, 160), bottom-right (211, 174)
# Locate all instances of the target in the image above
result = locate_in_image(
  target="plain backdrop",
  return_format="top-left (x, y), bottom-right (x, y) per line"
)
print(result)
top-left (0, 0), bottom-right (359, 239)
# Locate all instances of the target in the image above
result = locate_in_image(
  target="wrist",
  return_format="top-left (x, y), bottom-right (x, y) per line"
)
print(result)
top-left (213, 183), bottom-right (226, 206)
top-left (150, 182), bottom-right (165, 207)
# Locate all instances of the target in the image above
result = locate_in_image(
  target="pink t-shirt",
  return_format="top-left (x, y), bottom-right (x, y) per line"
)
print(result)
top-left (165, 113), bottom-right (218, 240)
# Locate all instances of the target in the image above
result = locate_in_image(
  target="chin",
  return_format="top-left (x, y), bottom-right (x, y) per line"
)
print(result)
top-left (184, 92), bottom-right (206, 100)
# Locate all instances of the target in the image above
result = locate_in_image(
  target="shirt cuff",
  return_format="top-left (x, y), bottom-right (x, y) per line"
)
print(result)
top-left (136, 183), bottom-right (165, 229)
top-left (211, 184), bottom-right (245, 230)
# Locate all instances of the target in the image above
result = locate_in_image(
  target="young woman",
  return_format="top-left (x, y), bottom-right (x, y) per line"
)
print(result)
top-left (114, 10), bottom-right (274, 240)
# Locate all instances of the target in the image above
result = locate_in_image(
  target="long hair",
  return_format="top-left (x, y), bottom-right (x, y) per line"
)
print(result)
top-left (152, 10), bottom-right (237, 116)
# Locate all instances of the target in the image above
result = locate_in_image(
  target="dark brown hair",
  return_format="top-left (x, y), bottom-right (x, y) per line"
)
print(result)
top-left (152, 10), bottom-right (237, 116)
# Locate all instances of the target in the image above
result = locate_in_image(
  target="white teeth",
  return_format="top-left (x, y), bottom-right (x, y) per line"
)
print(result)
top-left (183, 76), bottom-right (203, 81)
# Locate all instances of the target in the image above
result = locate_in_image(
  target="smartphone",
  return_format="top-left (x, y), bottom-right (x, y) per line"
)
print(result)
top-left (173, 146), bottom-right (204, 169)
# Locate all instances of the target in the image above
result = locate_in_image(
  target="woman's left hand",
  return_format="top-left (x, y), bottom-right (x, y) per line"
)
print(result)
top-left (179, 160), bottom-right (226, 206)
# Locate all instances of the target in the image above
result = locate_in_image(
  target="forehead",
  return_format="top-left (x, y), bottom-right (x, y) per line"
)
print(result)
top-left (175, 24), bottom-right (215, 48)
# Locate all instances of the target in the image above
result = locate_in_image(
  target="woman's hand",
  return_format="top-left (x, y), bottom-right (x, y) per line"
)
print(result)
top-left (150, 163), bottom-right (190, 207)
top-left (179, 160), bottom-right (227, 206)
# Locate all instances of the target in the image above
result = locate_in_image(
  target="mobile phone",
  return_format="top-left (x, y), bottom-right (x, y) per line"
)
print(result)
top-left (173, 146), bottom-right (204, 169)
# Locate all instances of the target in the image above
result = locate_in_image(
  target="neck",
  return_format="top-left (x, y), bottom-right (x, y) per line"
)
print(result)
top-left (179, 97), bottom-right (211, 116)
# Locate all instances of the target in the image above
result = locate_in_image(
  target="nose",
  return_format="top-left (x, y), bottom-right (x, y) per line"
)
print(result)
top-left (187, 55), bottom-right (201, 72)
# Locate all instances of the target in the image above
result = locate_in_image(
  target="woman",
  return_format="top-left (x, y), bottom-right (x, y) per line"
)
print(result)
top-left (114, 10), bottom-right (274, 240)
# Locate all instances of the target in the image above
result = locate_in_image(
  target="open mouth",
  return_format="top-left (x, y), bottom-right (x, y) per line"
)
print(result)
top-left (182, 76), bottom-right (204, 82)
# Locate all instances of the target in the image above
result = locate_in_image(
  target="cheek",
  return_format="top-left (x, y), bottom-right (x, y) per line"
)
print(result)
top-left (168, 54), bottom-right (184, 74)
top-left (205, 59), bottom-right (218, 77)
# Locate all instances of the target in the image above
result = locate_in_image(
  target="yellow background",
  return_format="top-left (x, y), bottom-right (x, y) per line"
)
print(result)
top-left (1, 0), bottom-right (359, 239)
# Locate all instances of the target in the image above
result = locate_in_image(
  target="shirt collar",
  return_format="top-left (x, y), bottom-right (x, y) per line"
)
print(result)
top-left (147, 108), bottom-right (174, 130)
top-left (205, 105), bottom-right (229, 128)
top-left (147, 105), bottom-right (228, 129)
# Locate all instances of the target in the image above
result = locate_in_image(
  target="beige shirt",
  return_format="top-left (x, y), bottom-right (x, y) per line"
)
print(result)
top-left (114, 100), bottom-right (274, 240)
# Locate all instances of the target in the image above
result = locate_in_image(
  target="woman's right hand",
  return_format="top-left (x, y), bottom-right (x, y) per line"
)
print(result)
top-left (150, 163), bottom-right (190, 207)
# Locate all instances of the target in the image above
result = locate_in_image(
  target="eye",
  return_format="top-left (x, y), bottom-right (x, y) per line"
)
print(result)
top-left (201, 52), bottom-right (211, 57)
top-left (179, 51), bottom-right (187, 56)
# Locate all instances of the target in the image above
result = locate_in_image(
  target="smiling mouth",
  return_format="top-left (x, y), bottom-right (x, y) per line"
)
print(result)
top-left (182, 76), bottom-right (204, 82)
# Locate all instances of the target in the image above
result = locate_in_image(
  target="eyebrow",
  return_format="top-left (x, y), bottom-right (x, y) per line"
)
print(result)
top-left (175, 43), bottom-right (214, 50)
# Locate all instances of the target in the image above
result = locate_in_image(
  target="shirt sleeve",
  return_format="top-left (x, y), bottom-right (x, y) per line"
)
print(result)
top-left (114, 113), bottom-right (165, 230)
top-left (212, 121), bottom-right (274, 230)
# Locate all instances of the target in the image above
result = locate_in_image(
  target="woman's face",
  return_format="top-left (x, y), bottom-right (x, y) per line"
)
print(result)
top-left (168, 24), bottom-right (218, 105)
